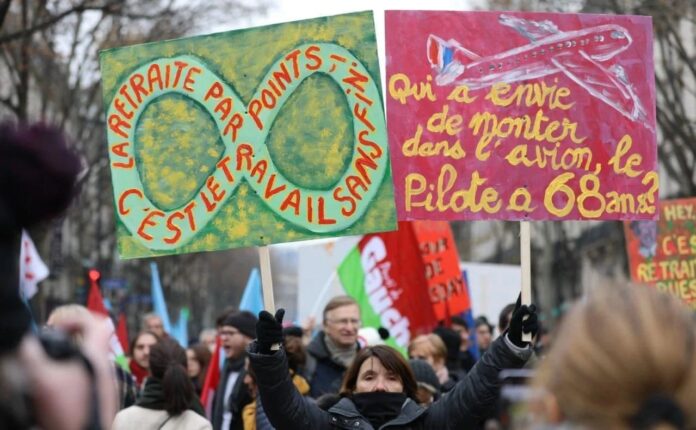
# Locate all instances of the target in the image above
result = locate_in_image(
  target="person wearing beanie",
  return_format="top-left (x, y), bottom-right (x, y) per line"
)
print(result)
top-left (432, 326), bottom-right (468, 381)
top-left (0, 122), bottom-right (121, 429)
top-left (408, 359), bottom-right (441, 406)
top-left (0, 121), bottom-right (82, 359)
top-left (212, 311), bottom-right (257, 430)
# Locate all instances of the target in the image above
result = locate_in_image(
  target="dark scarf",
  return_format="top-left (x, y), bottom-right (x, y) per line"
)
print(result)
top-left (136, 377), bottom-right (206, 417)
top-left (352, 392), bottom-right (406, 428)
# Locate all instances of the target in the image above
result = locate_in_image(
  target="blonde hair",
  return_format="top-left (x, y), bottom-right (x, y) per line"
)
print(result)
top-left (46, 304), bottom-right (92, 326)
top-left (46, 304), bottom-right (93, 345)
top-left (408, 334), bottom-right (447, 363)
top-left (534, 283), bottom-right (696, 428)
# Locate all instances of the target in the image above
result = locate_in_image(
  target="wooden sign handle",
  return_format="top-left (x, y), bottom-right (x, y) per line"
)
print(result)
top-left (520, 221), bottom-right (533, 343)
top-left (258, 245), bottom-right (275, 313)
top-left (258, 245), bottom-right (280, 351)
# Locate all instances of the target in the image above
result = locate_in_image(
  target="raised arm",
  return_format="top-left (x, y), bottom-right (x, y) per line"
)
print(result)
top-left (248, 309), bottom-right (331, 430)
top-left (425, 301), bottom-right (538, 428)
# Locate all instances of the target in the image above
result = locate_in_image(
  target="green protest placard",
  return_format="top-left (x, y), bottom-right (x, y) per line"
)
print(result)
top-left (100, 11), bottom-right (395, 258)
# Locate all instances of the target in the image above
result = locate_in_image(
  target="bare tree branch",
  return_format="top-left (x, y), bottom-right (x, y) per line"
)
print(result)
top-left (0, 0), bottom-right (120, 44)
top-left (0, 0), bottom-right (11, 30)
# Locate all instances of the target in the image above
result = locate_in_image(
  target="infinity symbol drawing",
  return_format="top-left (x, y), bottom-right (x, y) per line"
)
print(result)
top-left (105, 43), bottom-right (389, 251)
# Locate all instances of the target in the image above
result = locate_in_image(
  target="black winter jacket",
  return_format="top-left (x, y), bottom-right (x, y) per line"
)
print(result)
top-left (212, 355), bottom-right (252, 430)
top-left (248, 336), bottom-right (531, 430)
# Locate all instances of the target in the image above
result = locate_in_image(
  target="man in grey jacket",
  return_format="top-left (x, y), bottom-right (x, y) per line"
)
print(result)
top-left (305, 296), bottom-right (362, 398)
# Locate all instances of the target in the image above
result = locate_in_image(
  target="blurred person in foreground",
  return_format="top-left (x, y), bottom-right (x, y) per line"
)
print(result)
top-left (113, 338), bottom-right (210, 429)
top-left (531, 283), bottom-right (696, 429)
top-left (0, 122), bottom-right (117, 428)
top-left (47, 304), bottom-right (137, 410)
top-left (248, 298), bottom-right (538, 429)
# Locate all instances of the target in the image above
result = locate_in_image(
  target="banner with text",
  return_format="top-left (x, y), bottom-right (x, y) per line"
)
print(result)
top-left (411, 221), bottom-right (470, 320)
top-left (625, 198), bottom-right (696, 309)
top-left (386, 11), bottom-right (658, 221)
top-left (101, 11), bottom-right (395, 258)
top-left (338, 224), bottom-right (439, 349)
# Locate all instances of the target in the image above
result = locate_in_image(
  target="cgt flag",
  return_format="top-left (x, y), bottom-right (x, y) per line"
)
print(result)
top-left (338, 224), bottom-right (438, 351)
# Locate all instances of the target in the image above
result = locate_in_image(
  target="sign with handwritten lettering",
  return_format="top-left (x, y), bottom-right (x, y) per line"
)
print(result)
top-left (386, 11), bottom-right (658, 221)
top-left (100, 11), bottom-right (394, 258)
top-left (625, 199), bottom-right (696, 309)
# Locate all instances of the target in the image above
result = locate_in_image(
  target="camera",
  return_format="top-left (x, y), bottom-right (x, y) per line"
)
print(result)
top-left (496, 368), bottom-right (538, 430)
top-left (38, 327), bottom-right (84, 362)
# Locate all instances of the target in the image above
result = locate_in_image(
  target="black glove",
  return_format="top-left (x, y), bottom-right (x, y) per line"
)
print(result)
top-left (256, 308), bottom-right (285, 354)
top-left (507, 295), bottom-right (538, 348)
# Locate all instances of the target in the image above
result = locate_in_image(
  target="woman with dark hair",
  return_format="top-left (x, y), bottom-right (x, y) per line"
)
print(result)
top-left (249, 300), bottom-right (538, 429)
top-left (113, 338), bottom-right (211, 429)
top-left (187, 345), bottom-right (212, 396)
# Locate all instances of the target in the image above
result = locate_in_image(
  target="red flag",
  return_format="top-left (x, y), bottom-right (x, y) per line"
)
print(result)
top-left (339, 223), bottom-right (439, 349)
top-left (86, 275), bottom-right (108, 316)
top-left (116, 312), bottom-right (130, 354)
top-left (410, 221), bottom-right (471, 321)
top-left (201, 335), bottom-right (221, 417)
top-left (85, 271), bottom-right (125, 363)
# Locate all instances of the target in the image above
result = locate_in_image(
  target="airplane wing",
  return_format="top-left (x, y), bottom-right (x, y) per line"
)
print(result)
top-left (499, 14), bottom-right (559, 42)
top-left (551, 51), bottom-right (651, 131)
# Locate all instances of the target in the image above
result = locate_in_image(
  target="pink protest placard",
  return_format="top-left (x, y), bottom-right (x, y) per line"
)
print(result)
top-left (386, 11), bottom-right (658, 221)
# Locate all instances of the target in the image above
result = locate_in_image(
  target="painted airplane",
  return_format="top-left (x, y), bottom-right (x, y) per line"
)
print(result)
top-left (428, 14), bottom-right (651, 129)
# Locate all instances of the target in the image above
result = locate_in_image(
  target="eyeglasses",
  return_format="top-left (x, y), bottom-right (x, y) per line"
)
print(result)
top-left (326, 318), bottom-right (361, 327)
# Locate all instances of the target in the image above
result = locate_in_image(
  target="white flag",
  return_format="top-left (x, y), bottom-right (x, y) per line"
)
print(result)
top-left (19, 230), bottom-right (49, 299)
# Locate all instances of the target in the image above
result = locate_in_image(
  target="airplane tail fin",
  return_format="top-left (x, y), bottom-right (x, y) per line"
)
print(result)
top-left (427, 35), bottom-right (480, 74)
top-left (427, 35), bottom-right (480, 85)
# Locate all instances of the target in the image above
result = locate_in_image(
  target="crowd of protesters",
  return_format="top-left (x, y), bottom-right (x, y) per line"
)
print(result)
top-left (107, 293), bottom-right (529, 429)
top-left (14, 284), bottom-right (688, 430)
